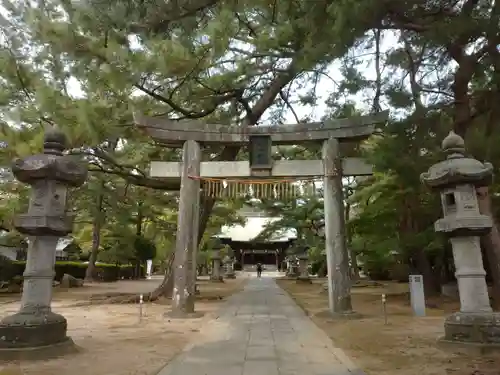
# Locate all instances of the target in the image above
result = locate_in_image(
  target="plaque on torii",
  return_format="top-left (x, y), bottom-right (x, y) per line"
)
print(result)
top-left (136, 112), bottom-right (386, 194)
top-left (134, 111), bottom-right (388, 317)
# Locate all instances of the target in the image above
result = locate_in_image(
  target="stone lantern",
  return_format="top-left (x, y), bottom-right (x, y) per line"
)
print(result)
top-left (0, 129), bottom-right (87, 355)
top-left (296, 252), bottom-right (311, 283)
top-left (223, 255), bottom-right (236, 279)
top-left (210, 251), bottom-right (223, 282)
top-left (285, 255), bottom-right (299, 278)
top-left (421, 131), bottom-right (500, 345)
top-left (284, 256), bottom-right (292, 276)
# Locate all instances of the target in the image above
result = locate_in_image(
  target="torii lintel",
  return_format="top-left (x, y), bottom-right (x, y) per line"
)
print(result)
top-left (134, 111), bottom-right (388, 147)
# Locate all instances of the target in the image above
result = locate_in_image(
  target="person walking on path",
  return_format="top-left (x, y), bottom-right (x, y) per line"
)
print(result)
top-left (256, 263), bottom-right (263, 278)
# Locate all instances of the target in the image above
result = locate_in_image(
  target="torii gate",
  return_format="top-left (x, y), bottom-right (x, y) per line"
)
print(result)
top-left (135, 111), bottom-right (388, 317)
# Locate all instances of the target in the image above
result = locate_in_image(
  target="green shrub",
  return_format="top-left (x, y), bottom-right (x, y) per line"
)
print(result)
top-left (134, 236), bottom-right (157, 262)
top-left (310, 260), bottom-right (325, 276)
top-left (362, 259), bottom-right (392, 280)
top-left (11, 275), bottom-right (23, 285)
top-left (11, 261), bottom-right (145, 282)
top-left (389, 262), bottom-right (410, 282)
top-left (0, 254), bottom-right (16, 282)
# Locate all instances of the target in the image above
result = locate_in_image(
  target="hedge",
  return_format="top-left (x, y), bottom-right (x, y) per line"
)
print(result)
top-left (11, 261), bottom-right (145, 282)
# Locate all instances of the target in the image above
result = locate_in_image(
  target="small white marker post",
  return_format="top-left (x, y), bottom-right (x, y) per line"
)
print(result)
top-left (139, 294), bottom-right (144, 323)
top-left (409, 274), bottom-right (426, 317)
top-left (381, 294), bottom-right (388, 325)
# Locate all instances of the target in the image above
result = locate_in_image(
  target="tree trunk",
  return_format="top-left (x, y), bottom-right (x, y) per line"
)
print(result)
top-left (85, 186), bottom-right (105, 282)
top-left (85, 140), bottom-right (117, 282)
top-left (413, 247), bottom-right (440, 297)
top-left (349, 249), bottom-right (360, 280)
top-left (477, 186), bottom-right (500, 309)
top-left (85, 219), bottom-right (101, 281)
top-left (135, 201), bottom-right (144, 280)
top-left (149, 252), bottom-right (175, 300)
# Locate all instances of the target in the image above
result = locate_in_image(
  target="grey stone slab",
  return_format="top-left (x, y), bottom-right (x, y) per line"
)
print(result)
top-left (275, 343), bottom-right (302, 354)
top-left (156, 277), bottom-right (364, 375)
top-left (310, 363), bottom-right (354, 375)
top-left (204, 366), bottom-right (244, 375)
top-left (164, 363), bottom-right (244, 375)
top-left (279, 371), bottom-right (307, 375)
top-left (243, 360), bottom-right (279, 375)
top-left (273, 333), bottom-right (297, 343)
top-left (277, 358), bottom-right (310, 369)
top-left (249, 328), bottom-right (273, 336)
top-left (248, 337), bottom-right (273, 343)
top-left (276, 352), bottom-right (303, 364)
top-left (278, 366), bottom-right (310, 375)
top-left (245, 345), bottom-right (276, 360)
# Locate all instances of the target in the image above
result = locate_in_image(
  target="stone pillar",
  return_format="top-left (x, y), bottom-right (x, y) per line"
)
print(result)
top-left (322, 137), bottom-right (354, 315)
top-left (211, 252), bottom-right (223, 282)
top-left (146, 259), bottom-right (153, 280)
top-left (0, 129), bottom-right (87, 356)
top-left (421, 131), bottom-right (500, 346)
top-left (297, 254), bottom-right (311, 283)
top-left (224, 256), bottom-right (236, 279)
top-left (287, 257), bottom-right (299, 278)
top-left (285, 257), bottom-right (292, 276)
top-left (191, 187), bottom-right (201, 298)
top-left (169, 140), bottom-right (202, 318)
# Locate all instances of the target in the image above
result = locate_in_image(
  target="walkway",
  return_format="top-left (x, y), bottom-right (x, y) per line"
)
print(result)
top-left (158, 275), bottom-right (364, 375)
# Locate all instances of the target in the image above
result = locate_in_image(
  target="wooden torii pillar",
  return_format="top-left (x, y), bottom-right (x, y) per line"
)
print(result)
top-left (135, 111), bottom-right (388, 317)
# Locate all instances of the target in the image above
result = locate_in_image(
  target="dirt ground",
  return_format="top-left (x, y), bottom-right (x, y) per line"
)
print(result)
top-left (276, 278), bottom-right (500, 375)
top-left (0, 274), bottom-right (248, 375)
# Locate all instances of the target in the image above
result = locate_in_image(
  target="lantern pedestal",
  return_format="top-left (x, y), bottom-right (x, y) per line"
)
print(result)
top-left (0, 311), bottom-right (70, 349)
top-left (440, 312), bottom-right (500, 346)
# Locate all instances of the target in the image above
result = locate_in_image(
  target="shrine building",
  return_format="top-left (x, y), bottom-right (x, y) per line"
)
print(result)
top-left (214, 205), bottom-right (296, 270)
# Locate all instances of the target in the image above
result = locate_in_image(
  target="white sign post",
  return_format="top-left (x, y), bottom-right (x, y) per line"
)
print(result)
top-left (146, 259), bottom-right (153, 280)
top-left (409, 274), bottom-right (426, 317)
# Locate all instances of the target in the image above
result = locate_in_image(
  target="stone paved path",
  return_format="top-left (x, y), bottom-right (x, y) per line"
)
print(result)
top-left (158, 276), bottom-right (364, 375)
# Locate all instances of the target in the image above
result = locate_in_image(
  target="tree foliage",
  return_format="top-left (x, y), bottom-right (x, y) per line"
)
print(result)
top-left (1, 0), bottom-right (500, 303)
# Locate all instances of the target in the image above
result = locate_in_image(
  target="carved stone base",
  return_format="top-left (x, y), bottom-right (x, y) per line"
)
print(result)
top-left (441, 312), bottom-right (500, 346)
top-left (0, 311), bottom-right (74, 359)
top-left (0, 337), bottom-right (78, 361)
